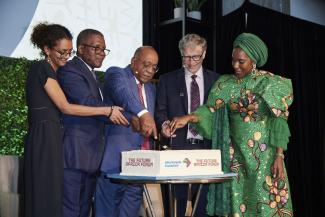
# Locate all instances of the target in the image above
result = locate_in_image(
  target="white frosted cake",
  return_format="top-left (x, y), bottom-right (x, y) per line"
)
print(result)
top-left (120, 150), bottom-right (223, 177)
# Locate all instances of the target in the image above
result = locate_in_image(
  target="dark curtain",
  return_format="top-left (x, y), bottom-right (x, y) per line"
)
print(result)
top-left (144, 0), bottom-right (325, 215)
top-left (215, 5), bottom-right (246, 74)
top-left (215, 2), bottom-right (325, 216)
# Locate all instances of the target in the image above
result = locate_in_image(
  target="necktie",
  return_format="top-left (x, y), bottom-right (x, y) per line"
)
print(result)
top-left (190, 75), bottom-right (200, 136)
top-left (91, 70), bottom-right (103, 100)
top-left (137, 83), bottom-right (150, 150)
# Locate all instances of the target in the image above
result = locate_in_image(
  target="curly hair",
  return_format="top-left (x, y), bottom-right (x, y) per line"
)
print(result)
top-left (30, 22), bottom-right (73, 56)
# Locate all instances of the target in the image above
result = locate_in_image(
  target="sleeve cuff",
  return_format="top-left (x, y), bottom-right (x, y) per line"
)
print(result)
top-left (268, 117), bottom-right (291, 150)
top-left (137, 109), bottom-right (148, 117)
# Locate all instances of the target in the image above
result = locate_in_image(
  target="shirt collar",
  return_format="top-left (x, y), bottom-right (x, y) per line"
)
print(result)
top-left (184, 66), bottom-right (203, 79)
top-left (77, 56), bottom-right (93, 72)
top-left (134, 76), bottom-right (142, 85)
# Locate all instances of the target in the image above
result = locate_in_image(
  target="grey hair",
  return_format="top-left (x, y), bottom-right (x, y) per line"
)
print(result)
top-left (178, 33), bottom-right (207, 55)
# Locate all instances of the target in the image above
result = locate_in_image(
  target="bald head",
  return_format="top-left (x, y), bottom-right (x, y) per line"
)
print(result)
top-left (131, 46), bottom-right (159, 83)
top-left (133, 46), bottom-right (156, 59)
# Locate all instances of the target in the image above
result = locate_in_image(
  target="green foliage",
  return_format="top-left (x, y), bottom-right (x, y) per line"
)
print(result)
top-left (175, 0), bottom-right (183, 7)
top-left (187, 0), bottom-right (207, 11)
top-left (174, 0), bottom-right (207, 11)
top-left (0, 56), bottom-right (106, 156)
top-left (95, 70), bottom-right (105, 84)
top-left (0, 56), bottom-right (32, 156)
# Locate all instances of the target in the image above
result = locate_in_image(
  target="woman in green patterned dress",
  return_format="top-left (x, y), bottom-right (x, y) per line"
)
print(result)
top-left (170, 33), bottom-right (294, 216)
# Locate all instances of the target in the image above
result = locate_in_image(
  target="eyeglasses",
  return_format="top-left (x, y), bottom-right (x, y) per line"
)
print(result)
top-left (181, 53), bottom-right (204, 62)
top-left (142, 61), bottom-right (159, 73)
top-left (82, 44), bottom-right (110, 56)
top-left (53, 48), bottom-right (76, 58)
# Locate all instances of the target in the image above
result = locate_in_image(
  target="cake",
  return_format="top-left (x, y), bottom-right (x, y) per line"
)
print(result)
top-left (120, 150), bottom-right (223, 177)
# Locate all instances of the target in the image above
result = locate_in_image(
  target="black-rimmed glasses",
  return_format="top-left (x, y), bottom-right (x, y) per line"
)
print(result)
top-left (82, 44), bottom-right (110, 56)
top-left (181, 53), bottom-right (204, 62)
top-left (53, 48), bottom-right (76, 58)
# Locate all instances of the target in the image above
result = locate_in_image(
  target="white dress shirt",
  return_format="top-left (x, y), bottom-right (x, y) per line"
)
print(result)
top-left (135, 77), bottom-right (148, 117)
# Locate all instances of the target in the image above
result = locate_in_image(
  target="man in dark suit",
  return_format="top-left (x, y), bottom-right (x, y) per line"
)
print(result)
top-left (95, 46), bottom-right (158, 217)
top-left (57, 29), bottom-right (113, 217)
top-left (155, 33), bottom-right (220, 217)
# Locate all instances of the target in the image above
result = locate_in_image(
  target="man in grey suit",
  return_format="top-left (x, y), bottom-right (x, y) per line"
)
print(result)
top-left (155, 33), bottom-right (220, 217)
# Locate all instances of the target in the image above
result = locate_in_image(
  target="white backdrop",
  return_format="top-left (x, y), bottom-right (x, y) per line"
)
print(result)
top-left (3, 0), bottom-right (142, 71)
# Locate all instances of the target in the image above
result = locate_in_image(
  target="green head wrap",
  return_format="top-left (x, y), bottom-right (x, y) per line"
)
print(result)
top-left (233, 33), bottom-right (268, 67)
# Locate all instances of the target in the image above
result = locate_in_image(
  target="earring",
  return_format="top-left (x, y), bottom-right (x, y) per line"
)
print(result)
top-left (46, 56), bottom-right (51, 63)
top-left (252, 64), bottom-right (256, 72)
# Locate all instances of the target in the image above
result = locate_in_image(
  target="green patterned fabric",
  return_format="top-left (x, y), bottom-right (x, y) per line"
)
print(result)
top-left (233, 33), bottom-right (268, 67)
top-left (194, 70), bottom-right (294, 216)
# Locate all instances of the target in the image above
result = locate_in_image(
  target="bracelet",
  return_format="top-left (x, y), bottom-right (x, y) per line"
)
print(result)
top-left (276, 153), bottom-right (285, 159)
top-left (107, 106), bottom-right (114, 118)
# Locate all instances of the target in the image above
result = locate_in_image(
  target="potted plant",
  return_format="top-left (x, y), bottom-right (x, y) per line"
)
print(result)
top-left (174, 0), bottom-right (183, 19)
top-left (173, 0), bottom-right (207, 20)
top-left (187, 0), bottom-right (207, 20)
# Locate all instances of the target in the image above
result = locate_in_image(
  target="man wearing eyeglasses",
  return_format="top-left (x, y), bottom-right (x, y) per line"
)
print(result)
top-left (95, 46), bottom-right (158, 217)
top-left (57, 29), bottom-right (112, 217)
top-left (155, 33), bottom-right (220, 217)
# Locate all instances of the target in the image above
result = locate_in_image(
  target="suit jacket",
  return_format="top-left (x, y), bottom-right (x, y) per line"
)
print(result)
top-left (57, 56), bottom-right (107, 173)
top-left (155, 68), bottom-right (219, 149)
top-left (100, 65), bottom-right (156, 173)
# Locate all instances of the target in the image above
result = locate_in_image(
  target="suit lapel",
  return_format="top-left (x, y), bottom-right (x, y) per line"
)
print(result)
top-left (74, 57), bottom-right (95, 83)
top-left (73, 57), bottom-right (103, 100)
top-left (177, 69), bottom-right (188, 112)
top-left (125, 66), bottom-right (155, 114)
top-left (125, 66), bottom-right (142, 103)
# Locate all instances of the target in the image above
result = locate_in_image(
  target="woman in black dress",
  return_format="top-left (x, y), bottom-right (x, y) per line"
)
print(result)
top-left (24, 23), bottom-right (128, 217)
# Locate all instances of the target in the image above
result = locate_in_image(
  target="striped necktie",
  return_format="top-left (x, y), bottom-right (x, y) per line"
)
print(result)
top-left (137, 83), bottom-right (150, 150)
top-left (189, 75), bottom-right (199, 136)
